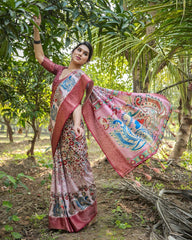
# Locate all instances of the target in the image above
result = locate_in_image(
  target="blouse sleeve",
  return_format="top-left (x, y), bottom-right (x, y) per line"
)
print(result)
top-left (41, 56), bottom-right (63, 75)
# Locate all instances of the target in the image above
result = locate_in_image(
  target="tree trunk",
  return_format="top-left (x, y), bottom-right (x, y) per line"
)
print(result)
top-left (27, 118), bottom-right (38, 164)
top-left (169, 61), bottom-right (192, 161)
top-left (188, 127), bottom-right (192, 150)
top-left (127, 4), bottom-right (156, 93)
top-left (143, 4), bottom-right (156, 93)
top-left (132, 62), bottom-right (143, 93)
top-left (25, 127), bottom-right (28, 137)
top-left (169, 114), bottom-right (192, 161)
top-left (3, 116), bottom-right (13, 142)
top-left (37, 126), bottom-right (41, 140)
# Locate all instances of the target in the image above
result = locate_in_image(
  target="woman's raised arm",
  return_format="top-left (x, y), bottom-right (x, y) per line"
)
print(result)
top-left (33, 15), bottom-right (44, 64)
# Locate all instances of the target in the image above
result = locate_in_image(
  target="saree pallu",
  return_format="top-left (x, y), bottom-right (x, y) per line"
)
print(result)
top-left (83, 86), bottom-right (172, 177)
top-left (48, 69), bottom-right (97, 232)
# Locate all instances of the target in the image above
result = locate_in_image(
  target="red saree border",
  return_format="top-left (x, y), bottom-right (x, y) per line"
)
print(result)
top-left (51, 74), bottom-right (93, 156)
top-left (49, 201), bottom-right (97, 232)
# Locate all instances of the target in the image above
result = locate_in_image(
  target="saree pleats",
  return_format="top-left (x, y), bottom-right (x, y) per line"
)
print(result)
top-left (49, 116), bottom-right (97, 232)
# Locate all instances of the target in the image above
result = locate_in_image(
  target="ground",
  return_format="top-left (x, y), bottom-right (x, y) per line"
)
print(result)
top-left (0, 134), bottom-right (192, 240)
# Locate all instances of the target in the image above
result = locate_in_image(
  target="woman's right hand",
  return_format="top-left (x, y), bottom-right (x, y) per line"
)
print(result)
top-left (73, 125), bottom-right (84, 140)
top-left (33, 14), bottom-right (41, 27)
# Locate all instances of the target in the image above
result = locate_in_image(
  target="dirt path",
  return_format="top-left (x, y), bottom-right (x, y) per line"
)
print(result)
top-left (0, 138), bottom-right (192, 240)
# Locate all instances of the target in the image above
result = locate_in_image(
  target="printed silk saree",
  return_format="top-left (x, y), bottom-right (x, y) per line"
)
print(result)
top-left (41, 56), bottom-right (172, 232)
top-left (83, 86), bottom-right (172, 177)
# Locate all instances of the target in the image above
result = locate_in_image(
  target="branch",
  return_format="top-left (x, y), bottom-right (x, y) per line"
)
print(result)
top-left (156, 78), bottom-right (192, 94)
top-left (155, 46), bottom-right (180, 75)
top-left (0, 120), bottom-right (5, 124)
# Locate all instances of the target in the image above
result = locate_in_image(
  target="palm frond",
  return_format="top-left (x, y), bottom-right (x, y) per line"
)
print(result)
top-left (122, 180), bottom-right (192, 240)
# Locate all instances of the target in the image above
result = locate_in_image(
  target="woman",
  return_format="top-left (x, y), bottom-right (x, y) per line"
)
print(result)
top-left (34, 15), bottom-right (97, 232)
top-left (33, 15), bottom-right (172, 232)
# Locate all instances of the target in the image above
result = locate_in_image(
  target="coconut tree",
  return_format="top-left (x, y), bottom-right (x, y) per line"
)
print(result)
top-left (136, 0), bottom-right (192, 160)
top-left (84, 0), bottom-right (192, 160)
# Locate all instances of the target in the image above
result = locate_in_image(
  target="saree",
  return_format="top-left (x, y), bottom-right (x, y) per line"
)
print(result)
top-left (41, 56), bottom-right (172, 232)
top-left (41, 57), bottom-right (96, 232)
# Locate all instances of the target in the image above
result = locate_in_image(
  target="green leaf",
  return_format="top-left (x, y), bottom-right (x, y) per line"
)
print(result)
top-left (3, 201), bottom-right (13, 209)
top-left (18, 181), bottom-right (29, 190)
top-left (12, 215), bottom-right (20, 222)
top-left (0, 171), bottom-right (6, 178)
top-left (34, 213), bottom-right (46, 220)
top-left (45, 5), bottom-right (58, 11)
top-left (73, 8), bottom-right (79, 19)
top-left (15, 1), bottom-right (23, 9)
top-left (7, 175), bottom-right (16, 185)
top-left (17, 7), bottom-right (27, 14)
top-left (8, 0), bottom-right (15, 9)
top-left (115, 0), bottom-right (124, 14)
top-left (11, 232), bottom-right (22, 239)
top-left (28, 5), bottom-right (40, 17)
top-left (36, 2), bottom-right (46, 9)
top-left (4, 224), bottom-right (13, 232)
top-left (17, 173), bottom-right (25, 178)
top-left (87, 27), bottom-right (92, 42)
top-left (24, 175), bottom-right (34, 181)
top-left (0, 39), bottom-right (8, 57)
top-left (65, 37), bottom-right (70, 47)
top-left (97, 0), bottom-right (110, 9)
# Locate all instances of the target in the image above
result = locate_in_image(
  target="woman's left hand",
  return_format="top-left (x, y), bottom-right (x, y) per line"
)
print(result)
top-left (73, 125), bottom-right (84, 139)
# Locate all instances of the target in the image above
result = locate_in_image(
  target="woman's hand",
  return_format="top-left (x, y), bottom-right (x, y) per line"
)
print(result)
top-left (73, 125), bottom-right (84, 139)
top-left (72, 105), bottom-right (84, 139)
top-left (33, 14), bottom-right (41, 28)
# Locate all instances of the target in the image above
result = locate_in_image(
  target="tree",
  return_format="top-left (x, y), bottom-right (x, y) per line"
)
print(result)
top-left (85, 0), bottom-right (192, 160)
top-left (0, 0), bottom-right (43, 58)
top-left (1, 0), bottom-right (192, 161)
top-left (0, 56), bottom-right (53, 161)
top-left (11, 60), bottom-right (52, 161)
top-left (134, 0), bottom-right (192, 160)
top-left (0, 105), bottom-right (14, 142)
top-left (0, 66), bottom-right (18, 142)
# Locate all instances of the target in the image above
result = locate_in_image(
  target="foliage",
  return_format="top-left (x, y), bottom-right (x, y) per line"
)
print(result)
top-left (84, 56), bottom-right (132, 91)
top-left (11, 61), bottom-right (51, 128)
top-left (0, 0), bottom-right (98, 59)
top-left (0, 0), bottom-right (43, 58)
top-left (0, 170), bottom-right (34, 191)
top-left (112, 204), bottom-right (132, 229)
top-left (1, 0), bottom-right (192, 158)
top-left (180, 150), bottom-right (192, 170)
top-left (0, 57), bottom-right (53, 156)
top-left (30, 213), bottom-right (47, 228)
top-left (0, 170), bottom-right (34, 240)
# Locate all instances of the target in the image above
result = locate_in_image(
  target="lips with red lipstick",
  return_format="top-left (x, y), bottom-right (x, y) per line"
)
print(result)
top-left (75, 56), bottom-right (81, 60)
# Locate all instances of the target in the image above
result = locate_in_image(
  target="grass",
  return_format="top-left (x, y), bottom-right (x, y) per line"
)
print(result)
top-left (0, 131), bottom-right (50, 142)
top-left (1, 131), bottom-right (192, 240)
top-left (0, 132), bottom-right (104, 168)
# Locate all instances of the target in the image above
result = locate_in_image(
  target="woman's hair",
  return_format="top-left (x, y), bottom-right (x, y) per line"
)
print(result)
top-left (72, 41), bottom-right (93, 62)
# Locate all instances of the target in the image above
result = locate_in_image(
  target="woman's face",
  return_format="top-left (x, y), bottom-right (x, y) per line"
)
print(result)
top-left (71, 45), bottom-right (90, 66)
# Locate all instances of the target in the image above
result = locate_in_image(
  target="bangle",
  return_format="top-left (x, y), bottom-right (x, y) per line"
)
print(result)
top-left (34, 40), bottom-right (41, 44)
